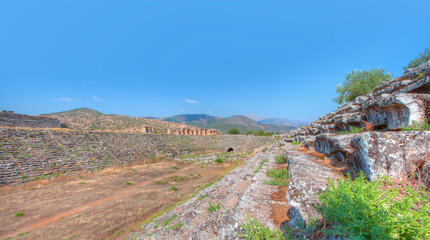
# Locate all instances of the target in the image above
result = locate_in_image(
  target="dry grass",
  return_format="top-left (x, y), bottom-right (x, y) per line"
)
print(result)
top-left (307, 150), bottom-right (327, 160)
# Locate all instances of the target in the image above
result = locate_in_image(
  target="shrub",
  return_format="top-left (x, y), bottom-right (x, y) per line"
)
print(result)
top-left (14, 211), bottom-right (24, 217)
top-left (275, 155), bottom-right (286, 164)
top-left (207, 202), bottom-right (221, 213)
top-left (170, 176), bottom-right (187, 182)
top-left (317, 172), bottom-right (430, 239)
top-left (228, 128), bottom-right (240, 134)
top-left (125, 181), bottom-right (132, 185)
top-left (215, 158), bottom-right (223, 163)
top-left (172, 166), bottom-right (179, 169)
top-left (246, 131), bottom-right (254, 135)
top-left (238, 216), bottom-right (287, 239)
top-left (334, 68), bottom-right (391, 104)
top-left (405, 48), bottom-right (430, 69)
top-left (154, 180), bottom-right (168, 185)
top-left (290, 141), bottom-right (300, 145)
top-left (169, 186), bottom-right (178, 191)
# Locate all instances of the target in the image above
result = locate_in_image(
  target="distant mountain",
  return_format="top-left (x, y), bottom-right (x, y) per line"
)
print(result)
top-left (244, 114), bottom-right (308, 127)
top-left (42, 107), bottom-right (189, 133)
top-left (162, 114), bottom-right (295, 133)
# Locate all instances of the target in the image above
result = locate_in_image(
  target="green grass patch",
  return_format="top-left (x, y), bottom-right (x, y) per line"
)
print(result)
top-left (125, 181), bottom-right (132, 185)
top-left (254, 159), bottom-right (268, 173)
top-left (291, 141), bottom-right (300, 145)
top-left (401, 121), bottom-right (430, 131)
top-left (14, 211), bottom-right (24, 217)
top-left (170, 175), bottom-right (187, 182)
top-left (165, 221), bottom-right (183, 230)
top-left (154, 180), bottom-right (168, 185)
top-left (172, 166), bottom-right (179, 169)
top-left (338, 126), bottom-right (362, 135)
top-left (275, 155), bottom-right (286, 164)
top-left (317, 172), bottom-right (430, 239)
top-left (207, 202), bottom-right (221, 213)
top-left (238, 216), bottom-right (288, 239)
top-left (170, 186), bottom-right (178, 191)
top-left (162, 215), bottom-right (178, 227)
top-left (263, 168), bottom-right (289, 186)
top-left (198, 194), bottom-right (209, 200)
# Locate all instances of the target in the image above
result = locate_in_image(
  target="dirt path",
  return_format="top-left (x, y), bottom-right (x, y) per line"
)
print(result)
top-left (0, 160), bottom-right (238, 240)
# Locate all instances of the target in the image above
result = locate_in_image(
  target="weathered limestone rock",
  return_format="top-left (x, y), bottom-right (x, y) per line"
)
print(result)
top-left (286, 149), bottom-right (342, 228)
top-left (350, 131), bottom-right (430, 183)
top-left (379, 93), bottom-right (427, 130)
top-left (314, 133), bottom-right (357, 163)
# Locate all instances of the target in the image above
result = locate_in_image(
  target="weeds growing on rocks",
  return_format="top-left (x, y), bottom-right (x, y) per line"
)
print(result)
top-left (263, 168), bottom-right (289, 186)
top-left (275, 155), bottom-right (286, 164)
top-left (254, 159), bottom-right (268, 173)
top-left (207, 202), bottom-right (221, 213)
top-left (238, 215), bottom-right (290, 239)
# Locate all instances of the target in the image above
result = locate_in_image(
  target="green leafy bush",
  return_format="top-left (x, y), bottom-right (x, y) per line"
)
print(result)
top-left (228, 128), bottom-right (240, 134)
top-left (317, 172), bottom-right (430, 239)
top-left (170, 186), bottom-right (178, 191)
top-left (405, 48), bottom-right (430, 69)
top-left (334, 68), bottom-right (391, 104)
top-left (215, 158), bottom-right (223, 163)
top-left (238, 216), bottom-right (288, 239)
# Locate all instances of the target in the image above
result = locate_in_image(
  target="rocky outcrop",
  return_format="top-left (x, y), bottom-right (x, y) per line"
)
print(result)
top-left (286, 149), bottom-right (342, 228)
top-left (350, 131), bottom-right (430, 181)
top-left (286, 60), bottom-right (430, 139)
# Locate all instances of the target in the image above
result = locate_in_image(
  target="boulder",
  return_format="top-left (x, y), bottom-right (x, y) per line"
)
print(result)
top-left (350, 131), bottom-right (430, 184)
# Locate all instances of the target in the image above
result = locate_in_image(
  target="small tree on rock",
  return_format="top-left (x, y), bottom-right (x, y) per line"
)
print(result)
top-left (405, 48), bottom-right (430, 69)
top-left (333, 68), bottom-right (391, 104)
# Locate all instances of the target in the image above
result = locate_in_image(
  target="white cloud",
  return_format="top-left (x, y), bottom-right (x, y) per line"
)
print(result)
top-left (53, 97), bottom-right (75, 102)
top-left (184, 99), bottom-right (199, 104)
top-left (93, 96), bottom-right (103, 101)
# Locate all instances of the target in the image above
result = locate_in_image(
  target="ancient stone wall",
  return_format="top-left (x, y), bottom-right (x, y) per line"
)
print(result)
top-left (0, 128), bottom-right (271, 185)
top-left (0, 112), bottom-right (66, 129)
top-left (173, 128), bottom-right (217, 136)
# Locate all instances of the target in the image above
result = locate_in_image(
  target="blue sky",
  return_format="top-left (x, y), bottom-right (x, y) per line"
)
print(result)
top-left (1, 0), bottom-right (429, 121)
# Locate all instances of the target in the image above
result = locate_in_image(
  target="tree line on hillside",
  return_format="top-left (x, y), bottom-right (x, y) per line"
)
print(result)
top-left (334, 48), bottom-right (429, 104)
top-left (227, 128), bottom-right (275, 136)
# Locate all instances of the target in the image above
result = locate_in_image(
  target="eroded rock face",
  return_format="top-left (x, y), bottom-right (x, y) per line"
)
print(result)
top-left (350, 131), bottom-right (430, 182)
top-left (285, 60), bottom-right (430, 140)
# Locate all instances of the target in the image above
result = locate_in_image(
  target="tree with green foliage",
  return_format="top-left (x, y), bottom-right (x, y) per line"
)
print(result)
top-left (334, 68), bottom-right (391, 104)
top-left (227, 128), bottom-right (240, 134)
top-left (405, 48), bottom-right (430, 69)
top-left (246, 131), bottom-right (253, 135)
